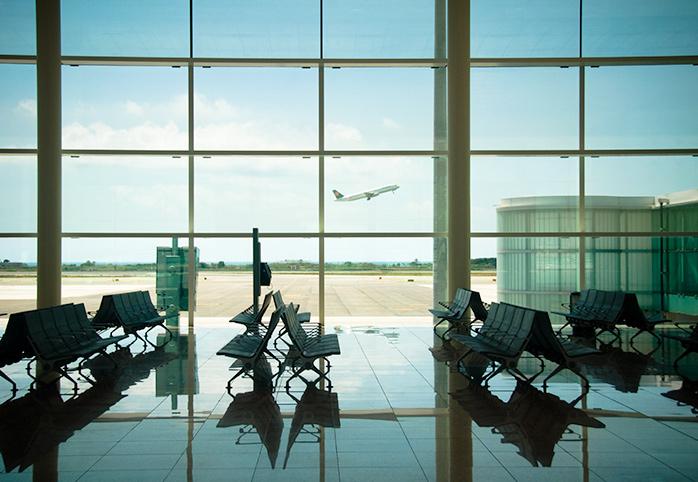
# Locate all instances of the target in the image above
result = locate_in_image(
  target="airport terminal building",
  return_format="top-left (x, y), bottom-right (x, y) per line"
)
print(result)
top-left (1, 2), bottom-right (698, 481)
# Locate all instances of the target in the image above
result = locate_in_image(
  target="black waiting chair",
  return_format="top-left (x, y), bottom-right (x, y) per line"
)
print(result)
top-left (554, 290), bottom-right (668, 345)
top-left (272, 291), bottom-right (319, 349)
top-left (431, 288), bottom-right (489, 340)
top-left (521, 304), bottom-right (600, 404)
top-left (230, 290), bottom-right (274, 335)
top-left (0, 311), bottom-right (32, 393)
top-left (553, 289), bottom-right (626, 339)
top-left (24, 303), bottom-right (127, 392)
top-left (217, 308), bottom-right (281, 396)
top-left (450, 303), bottom-right (536, 385)
top-left (281, 303), bottom-right (340, 390)
top-left (272, 291), bottom-right (311, 323)
top-left (92, 291), bottom-right (173, 349)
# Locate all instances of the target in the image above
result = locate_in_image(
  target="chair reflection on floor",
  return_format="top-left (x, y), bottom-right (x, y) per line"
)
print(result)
top-left (662, 375), bottom-right (698, 415)
top-left (0, 348), bottom-right (176, 473)
top-left (663, 323), bottom-right (698, 369)
top-left (283, 384), bottom-right (340, 469)
top-left (451, 380), bottom-right (605, 467)
top-left (576, 342), bottom-right (654, 393)
top-left (217, 377), bottom-right (283, 468)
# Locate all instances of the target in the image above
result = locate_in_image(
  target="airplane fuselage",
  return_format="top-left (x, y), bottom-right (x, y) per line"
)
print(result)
top-left (333, 184), bottom-right (399, 202)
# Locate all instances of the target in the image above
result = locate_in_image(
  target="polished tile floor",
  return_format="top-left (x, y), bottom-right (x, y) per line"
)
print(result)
top-left (0, 320), bottom-right (697, 481)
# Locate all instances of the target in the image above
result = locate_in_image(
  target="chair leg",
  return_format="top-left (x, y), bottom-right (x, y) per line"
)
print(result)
top-left (542, 365), bottom-right (565, 389)
top-left (77, 357), bottom-right (98, 386)
top-left (152, 324), bottom-right (174, 348)
top-left (629, 329), bottom-right (662, 356)
top-left (506, 366), bottom-right (531, 383)
top-left (56, 366), bottom-right (80, 393)
top-left (569, 370), bottom-right (591, 407)
top-left (556, 321), bottom-right (571, 336)
top-left (433, 317), bottom-right (444, 337)
top-left (143, 326), bottom-right (160, 349)
top-left (482, 364), bottom-right (506, 386)
top-left (226, 365), bottom-right (248, 397)
top-left (133, 332), bottom-right (149, 354)
top-left (26, 359), bottom-right (37, 390)
top-left (0, 368), bottom-right (17, 393)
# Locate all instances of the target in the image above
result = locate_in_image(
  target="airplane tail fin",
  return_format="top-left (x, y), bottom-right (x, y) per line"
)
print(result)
top-left (332, 190), bottom-right (344, 200)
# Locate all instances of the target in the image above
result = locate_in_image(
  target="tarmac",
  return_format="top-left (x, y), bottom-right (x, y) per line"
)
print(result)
top-left (0, 272), bottom-right (498, 324)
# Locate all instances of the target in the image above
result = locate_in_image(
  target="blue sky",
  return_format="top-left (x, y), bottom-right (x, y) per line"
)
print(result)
top-left (1, 0), bottom-right (697, 263)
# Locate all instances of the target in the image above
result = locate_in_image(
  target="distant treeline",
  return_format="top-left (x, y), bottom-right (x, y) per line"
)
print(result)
top-left (1, 258), bottom-right (497, 273)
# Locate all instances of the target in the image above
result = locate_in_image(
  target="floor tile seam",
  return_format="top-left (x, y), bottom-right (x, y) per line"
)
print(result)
top-left (73, 438), bottom-right (121, 481)
top-left (249, 445), bottom-right (264, 481)
top-left (671, 466), bottom-right (698, 481)
top-left (596, 432), bottom-right (697, 477)
top-left (657, 418), bottom-right (698, 443)
top-left (391, 344), bottom-right (441, 395)
top-left (592, 389), bottom-right (648, 417)
top-left (352, 333), bottom-right (394, 409)
top-left (163, 449), bottom-right (188, 482)
top-left (350, 332), bottom-right (428, 476)
top-left (405, 327), bottom-right (435, 349)
top-left (333, 425), bottom-right (342, 482)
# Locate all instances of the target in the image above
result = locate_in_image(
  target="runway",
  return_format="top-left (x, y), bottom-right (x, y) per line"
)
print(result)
top-left (0, 272), bottom-right (497, 323)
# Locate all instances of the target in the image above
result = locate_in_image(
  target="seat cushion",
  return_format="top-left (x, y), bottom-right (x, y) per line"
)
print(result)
top-left (217, 334), bottom-right (263, 359)
top-left (303, 334), bottom-right (340, 357)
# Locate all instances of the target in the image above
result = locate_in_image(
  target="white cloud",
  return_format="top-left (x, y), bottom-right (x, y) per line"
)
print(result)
top-left (382, 117), bottom-right (400, 129)
top-left (326, 122), bottom-right (363, 148)
top-left (15, 99), bottom-right (37, 117)
top-left (124, 100), bottom-right (145, 117)
top-left (63, 121), bottom-right (187, 149)
top-left (195, 121), bottom-right (315, 150)
top-left (194, 93), bottom-right (239, 122)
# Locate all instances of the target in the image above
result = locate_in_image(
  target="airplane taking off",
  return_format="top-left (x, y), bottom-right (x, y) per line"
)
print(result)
top-left (332, 185), bottom-right (400, 202)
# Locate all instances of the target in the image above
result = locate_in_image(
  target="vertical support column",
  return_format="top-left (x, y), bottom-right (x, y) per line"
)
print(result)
top-left (187, 0), bottom-right (196, 329)
top-left (36, 0), bottom-right (62, 310)
top-left (318, 0), bottom-right (326, 333)
top-left (448, 0), bottom-right (470, 295)
top-left (447, 3), bottom-right (473, 482)
top-left (432, 1), bottom-right (450, 481)
top-left (433, 0), bottom-right (448, 311)
top-left (35, 7), bottom-right (61, 482)
top-left (578, 0), bottom-right (586, 292)
top-left (318, 66), bottom-right (325, 333)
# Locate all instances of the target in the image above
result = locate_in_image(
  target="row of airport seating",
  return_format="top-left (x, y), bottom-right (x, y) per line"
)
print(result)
top-left (430, 288), bottom-right (695, 402)
top-left (0, 291), bottom-right (172, 393)
top-left (216, 290), bottom-right (341, 469)
top-left (217, 290), bottom-right (340, 396)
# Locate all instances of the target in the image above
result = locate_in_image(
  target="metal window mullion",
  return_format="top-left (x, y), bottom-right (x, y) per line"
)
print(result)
top-left (579, 64), bottom-right (586, 291)
top-left (24, 148), bottom-right (697, 158)
top-left (187, 0), bottom-right (196, 327)
top-left (318, 61), bottom-right (325, 328)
